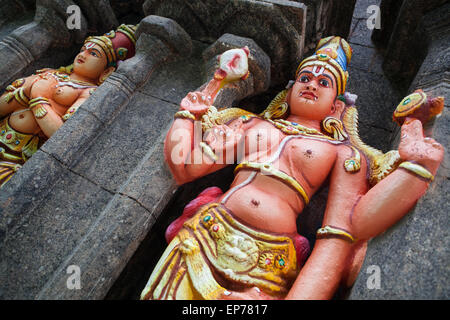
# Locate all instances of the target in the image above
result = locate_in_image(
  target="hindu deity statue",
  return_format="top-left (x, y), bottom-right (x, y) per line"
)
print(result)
top-left (140, 36), bottom-right (444, 300)
top-left (0, 24), bottom-right (137, 187)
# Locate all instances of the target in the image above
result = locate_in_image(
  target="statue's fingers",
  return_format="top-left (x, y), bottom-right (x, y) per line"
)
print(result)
top-left (401, 118), bottom-right (423, 143)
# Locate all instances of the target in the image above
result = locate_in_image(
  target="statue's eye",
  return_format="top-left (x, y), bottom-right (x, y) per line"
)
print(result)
top-left (91, 51), bottom-right (98, 57)
top-left (319, 79), bottom-right (330, 87)
top-left (299, 75), bottom-right (310, 83)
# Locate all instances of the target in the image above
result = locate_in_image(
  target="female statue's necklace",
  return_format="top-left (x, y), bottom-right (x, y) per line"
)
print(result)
top-left (51, 72), bottom-right (97, 89)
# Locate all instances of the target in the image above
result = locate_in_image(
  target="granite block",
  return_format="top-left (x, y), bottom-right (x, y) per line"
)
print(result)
top-left (70, 93), bottom-right (178, 192)
top-left (353, 0), bottom-right (381, 19)
top-left (0, 149), bottom-right (64, 229)
top-left (39, 107), bottom-right (104, 166)
top-left (36, 194), bottom-right (154, 299)
top-left (0, 167), bottom-right (114, 299)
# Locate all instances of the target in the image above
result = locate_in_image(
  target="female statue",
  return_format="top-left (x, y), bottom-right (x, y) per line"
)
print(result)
top-left (141, 36), bottom-right (444, 300)
top-left (0, 24), bottom-right (136, 187)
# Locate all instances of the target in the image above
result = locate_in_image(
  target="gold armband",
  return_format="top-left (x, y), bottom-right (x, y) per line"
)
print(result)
top-left (199, 142), bottom-right (218, 162)
top-left (317, 225), bottom-right (356, 243)
top-left (398, 161), bottom-right (434, 182)
top-left (29, 97), bottom-right (50, 119)
top-left (3, 78), bottom-right (28, 106)
top-left (174, 110), bottom-right (196, 121)
top-left (3, 87), bottom-right (29, 107)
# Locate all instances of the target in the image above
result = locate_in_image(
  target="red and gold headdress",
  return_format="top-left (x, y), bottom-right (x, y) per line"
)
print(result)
top-left (296, 36), bottom-right (352, 95)
top-left (84, 24), bottom-right (137, 67)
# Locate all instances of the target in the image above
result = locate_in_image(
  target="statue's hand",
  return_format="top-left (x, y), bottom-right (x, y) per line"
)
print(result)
top-left (204, 119), bottom-right (244, 154)
top-left (180, 91), bottom-right (213, 116)
top-left (398, 118), bottom-right (444, 174)
top-left (220, 287), bottom-right (277, 300)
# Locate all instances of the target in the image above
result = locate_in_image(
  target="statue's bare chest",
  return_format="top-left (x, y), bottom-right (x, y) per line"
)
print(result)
top-left (244, 120), bottom-right (338, 189)
top-left (31, 76), bottom-right (80, 108)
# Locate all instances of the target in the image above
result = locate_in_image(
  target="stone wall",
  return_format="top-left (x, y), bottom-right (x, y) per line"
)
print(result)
top-left (349, 1), bottom-right (449, 299)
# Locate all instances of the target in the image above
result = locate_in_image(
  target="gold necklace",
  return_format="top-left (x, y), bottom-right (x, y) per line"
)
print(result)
top-left (54, 71), bottom-right (96, 87)
top-left (268, 119), bottom-right (337, 141)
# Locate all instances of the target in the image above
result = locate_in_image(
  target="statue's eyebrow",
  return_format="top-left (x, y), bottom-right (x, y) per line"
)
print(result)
top-left (89, 48), bottom-right (103, 58)
top-left (298, 70), bottom-right (335, 88)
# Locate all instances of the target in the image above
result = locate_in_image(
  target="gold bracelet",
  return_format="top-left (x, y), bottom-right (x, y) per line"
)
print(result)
top-left (398, 161), bottom-right (434, 181)
top-left (199, 142), bottom-right (218, 162)
top-left (317, 225), bottom-right (356, 243)
top-left (29, 97), bottom-right (50, 119)
top-left (12, 87), bottom-right (30, 107)
top-left (174, 110), bottom-right (196, 121)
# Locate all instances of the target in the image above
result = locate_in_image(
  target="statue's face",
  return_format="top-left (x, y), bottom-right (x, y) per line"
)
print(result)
top-left (73, 42), bottom-right (108, 80)
top-left (289, 66), bottom-right (338, 120)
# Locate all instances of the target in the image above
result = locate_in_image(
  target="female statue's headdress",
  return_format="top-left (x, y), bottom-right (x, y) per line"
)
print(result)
top-left (84, 24), bottom-right (137, 67)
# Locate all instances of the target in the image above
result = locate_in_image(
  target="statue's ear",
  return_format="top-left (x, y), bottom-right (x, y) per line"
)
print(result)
top-left (332, 99), bottom-right (346, 116)
top-left (286, 87), bottom-right (293, 105)
top-left (98, 66), bottom-right (116, 85)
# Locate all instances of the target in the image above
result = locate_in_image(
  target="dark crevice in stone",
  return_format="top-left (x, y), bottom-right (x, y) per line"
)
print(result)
top-left (135, 90), bottom-right (180, 107)
top-left (41, 149), bottom-right (115, 196)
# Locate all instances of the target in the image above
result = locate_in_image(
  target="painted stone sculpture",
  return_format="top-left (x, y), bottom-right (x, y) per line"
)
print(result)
top-left (141, 36), bottom-right (444, 300)
top-left (0, 24), bottom-right (137, 187)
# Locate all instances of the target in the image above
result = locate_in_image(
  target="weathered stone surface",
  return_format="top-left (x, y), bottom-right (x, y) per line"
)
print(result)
top-left (350, 43), bottom-right (384, 75)
top-left (352, 0), bottom-right (380, 19)
top-left (0, 165), bottom-right (114, 299)
top-left (69, 93), bottom-right (177, 192)
top-left (39, 107), bottom-right (105, 166)
top-left (300, 0), bottom-right (356, 53)
top-left (143, 0), bottom-right (306, 85)
top-left (377, 0), bottom-right (448, 91)
top-left (75, 0), bottom-right (118, 34)
top-left (349, 2), bottom-right (450, 300)
top-left (0, 150), bottom-right (64, 239)
top-left (0, 0), bottom-right (33, 29)
top-left (141, 39), bottom-right (208, 105)
top-left (36, 195), bottom-right (157, 299)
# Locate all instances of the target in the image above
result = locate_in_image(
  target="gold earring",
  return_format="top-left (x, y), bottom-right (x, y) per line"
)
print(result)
top-left (322, 117), bottom-right (348, 141)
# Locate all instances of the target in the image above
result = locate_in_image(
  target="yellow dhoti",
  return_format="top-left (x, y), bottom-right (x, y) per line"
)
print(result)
top-left (140, 203), bottom-right (299, 300)
top-left (0, 117), bottom-right (41, 187)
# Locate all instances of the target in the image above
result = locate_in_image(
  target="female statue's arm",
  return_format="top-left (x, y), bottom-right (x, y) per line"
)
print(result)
top-left (351, 119), bottom-right (444, 240)
top-left (0, 75), bottom-right (38, 117)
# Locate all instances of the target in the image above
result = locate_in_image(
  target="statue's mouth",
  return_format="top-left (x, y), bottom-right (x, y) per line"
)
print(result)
top-left (76, 57), bottom-right (85, 64)
top-left (300, 91), bottom-right (318, 101)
